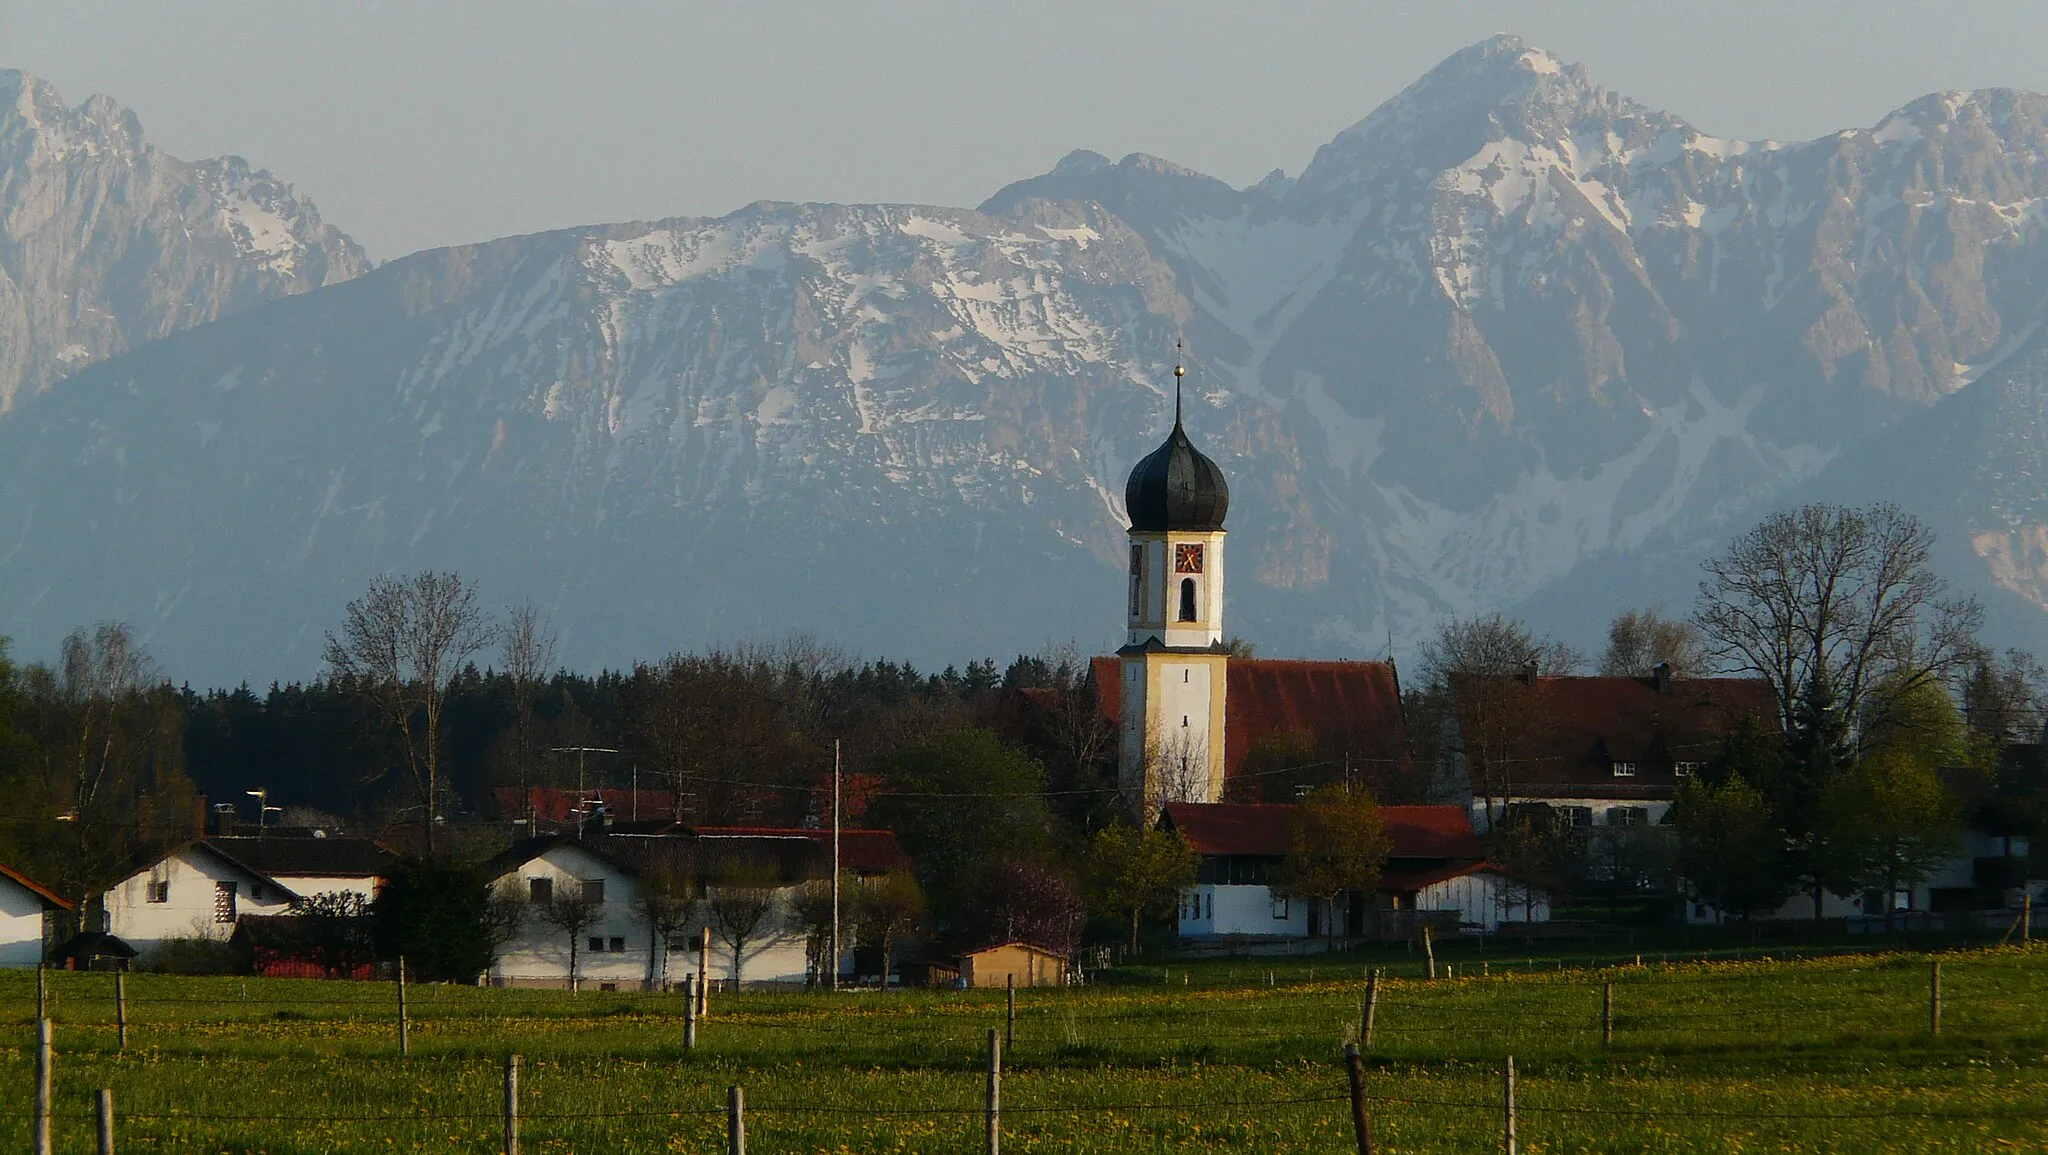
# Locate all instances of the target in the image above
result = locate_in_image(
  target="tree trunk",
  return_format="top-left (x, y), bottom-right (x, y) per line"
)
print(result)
top-left (1129, 908), bottom-right (1141, 953)
top-left (568, 934), bottom-right (580, 993)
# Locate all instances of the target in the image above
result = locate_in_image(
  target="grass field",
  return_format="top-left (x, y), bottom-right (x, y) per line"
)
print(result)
top-left (3, 945), bottom-right (2045, 1152)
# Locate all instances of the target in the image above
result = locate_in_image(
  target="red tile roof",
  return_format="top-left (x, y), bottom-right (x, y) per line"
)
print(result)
top-left (1160, 802), bottom-right (1480, 860)
top-left (1091, 657), bottom-right (1408, 780)
top-left (488, 787), bottom-right (676, 823)
top-left (1451, 674), bottom-right (1777, 792)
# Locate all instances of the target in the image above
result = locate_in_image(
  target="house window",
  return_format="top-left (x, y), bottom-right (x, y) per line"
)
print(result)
top-left (1178, 578), bottom-right (1198, 622)
top-left (529, 878), bottom-right (553, 904)
top-left (1894, 891), bottom-right (1913, 911)
top-left (1271, 896), bottom-right (1290, 920)
top-left (1204, 893), bottom-right (1212, 919)
top-left (213, 881), bottom-right (237, 923)
top-left (1562, 806), bottom-right (1593, 830)
top-left (582, 879), bottom-right (605, 904)
top-left (1607, 807), bottom-right (1647, 827)
top-left (1674, 761), bottom-right (1703, 778)
top-left (588, 936), bottom-right (605, 954)
top-left (609, 936), bottom-right (626, 953)
top-left (1612, 761), bottom-right (1637, 778)
top-left (146, 880), bottom-right (170, 904)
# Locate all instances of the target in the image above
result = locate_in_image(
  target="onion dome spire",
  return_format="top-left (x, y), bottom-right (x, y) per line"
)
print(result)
top-left (1124, 343), bottom-right (1229, 532)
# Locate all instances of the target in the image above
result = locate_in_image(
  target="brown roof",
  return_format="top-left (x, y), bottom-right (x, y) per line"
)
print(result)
top-left (1452, 674), bottom-right (1777, 793)
top-left (202, 837), bottom-right (395, 880)
top-left (1092, 657), bottom-right (1408, 780)
top-left (0, 863), bottom-right (70, 911)
top-left (1160, 802), bottom-right (1481, 860)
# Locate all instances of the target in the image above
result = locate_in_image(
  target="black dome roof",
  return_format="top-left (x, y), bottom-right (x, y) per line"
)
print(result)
top-left (1125, 417), bottom-right (1229, 533)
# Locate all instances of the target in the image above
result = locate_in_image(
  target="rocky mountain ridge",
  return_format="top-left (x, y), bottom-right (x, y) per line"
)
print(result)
top-left (3, 37), bottom-right (2047, 683)
top-left (0, 69), bottom-right (368, 411)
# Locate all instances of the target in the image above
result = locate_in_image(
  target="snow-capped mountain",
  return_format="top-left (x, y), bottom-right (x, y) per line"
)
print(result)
top-left (4, 37), bottom-right (2048, 683)
top-left (0, 70), bottom-right (367, 411)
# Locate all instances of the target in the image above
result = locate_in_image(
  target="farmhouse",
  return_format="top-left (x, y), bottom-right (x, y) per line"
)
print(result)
top-left (100, 841), bottom-right (299, 955)
top-left (1439, 665), bottom-right (1777, 833)
top-left (1160, 801), bottom-right (1546, 939)
top-left (0, 863), bottom-right (69, 968)
top-left (485, 825), bottom-right (908, 990)
top-left (200, 834), bottom-right (394, 903)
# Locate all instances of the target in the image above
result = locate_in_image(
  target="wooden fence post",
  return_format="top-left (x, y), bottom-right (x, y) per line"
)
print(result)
top-left (36, 963), bottom-right (46, 1021)
top-left (684, 975), bottom-right (698, 1050)
top-left (2024, 893), bottom-right (2033, 945)
top-left (34, 1017), bottom-right (52, 1155)
top-left (1343, 1042), bottom-right (1375, 1155)
top-left (698, 929), bottom-right (712, 1019)
top-left (1929, 960), bottom-right (1942, 1036)
top-left (1602, 982), bottom-right (1613, 1047)
top-left (1423, 924), bottom-right (1437, 980)
top-left (503, 1054), bottom-right (520, 1155)
top-left (1503, 1054), bottom-right (1516, 1155)
top-left (1005, 974), bottom-right (1016, 1053)
top-left (397, 955), bottom-right (410, 1056)
top-left (1361, 970), bottom-right (1379, 1050)
top-left (114, 972), bottom-right (127, 1052)
top-left (727, 1085), bottom-right (746, 1155)
top-left (986, 1028), bottom-right (1002, 1155)
top-left (96, 1087), bottom-right (114, 1155)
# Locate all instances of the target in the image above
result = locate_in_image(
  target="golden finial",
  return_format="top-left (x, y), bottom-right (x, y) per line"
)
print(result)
top-left (1173, 339), bottom-right (1185, 425)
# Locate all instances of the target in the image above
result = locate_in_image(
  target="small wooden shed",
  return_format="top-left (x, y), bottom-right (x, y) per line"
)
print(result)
top-left (959, 941), bottom-right (1067, 988)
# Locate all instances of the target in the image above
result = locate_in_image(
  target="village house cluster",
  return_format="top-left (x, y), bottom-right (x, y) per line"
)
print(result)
top-left (0, 358), bottom-right (2038, 984)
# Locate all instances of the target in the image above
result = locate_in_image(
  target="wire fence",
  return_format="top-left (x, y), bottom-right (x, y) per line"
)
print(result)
top-left (0, 949), bottom-right (2040, 1151)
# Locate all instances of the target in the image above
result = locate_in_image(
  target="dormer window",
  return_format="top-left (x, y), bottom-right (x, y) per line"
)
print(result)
top-left (1612, 761), bottom-right (1637, 778)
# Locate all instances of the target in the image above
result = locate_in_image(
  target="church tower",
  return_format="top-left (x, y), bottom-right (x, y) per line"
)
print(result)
top-left (1118, 354), bottom-right (1231, 817)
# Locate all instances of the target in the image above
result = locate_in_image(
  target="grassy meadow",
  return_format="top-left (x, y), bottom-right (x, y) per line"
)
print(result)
top-left (2, 945), bottom-right (2044, 1152)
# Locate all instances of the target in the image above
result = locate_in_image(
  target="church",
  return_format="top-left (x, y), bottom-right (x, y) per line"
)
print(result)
top-left (1094, 360), bottom-right (1409, 818)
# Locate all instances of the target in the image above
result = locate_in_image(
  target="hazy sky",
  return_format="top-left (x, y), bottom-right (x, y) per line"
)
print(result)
top-left (10, 1), bottom-right (2048, 260)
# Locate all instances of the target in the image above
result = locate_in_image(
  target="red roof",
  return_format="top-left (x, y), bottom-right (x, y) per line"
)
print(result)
top-left (1092, 657), bottom-right (1407, 780)
top-left (1451, 674), bottom-right (1777, 792)
top-left (489, 787), bottom-right (676, 823)
top-left (0, 863), bottom-right (70, 911)
top-left (1160, 802), bottom-right (1481, 860)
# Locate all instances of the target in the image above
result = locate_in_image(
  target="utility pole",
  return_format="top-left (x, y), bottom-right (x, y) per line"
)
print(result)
top-left (830, 739), bottom-right (842, 992)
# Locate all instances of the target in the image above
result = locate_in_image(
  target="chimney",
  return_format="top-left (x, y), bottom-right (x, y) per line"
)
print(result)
top-left (211, 803), bottom-right (237, 837)
top-left (1653, 661), bottom-right (1672, 694)
top-left (1521, 658), bottom-right (1539, 686)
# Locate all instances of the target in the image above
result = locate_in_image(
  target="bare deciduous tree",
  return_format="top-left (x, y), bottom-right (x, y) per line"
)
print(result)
top-left (705, 860), bottom-right (782, 988)
top-left (1695, 503), bottom-right (1981, 752)
top-left (853, 870), bottom-right (927, 990)
top-left (1414, 614), bottom-right (1577, 825)
top-left (1601, 610), bottom-right (1706, 678)
top-left (502, 603), bottom-right (558, 835)
top-left (325, 572), bottom-right (494, 852)
top-left (539, 890), bottom-right (601, 993)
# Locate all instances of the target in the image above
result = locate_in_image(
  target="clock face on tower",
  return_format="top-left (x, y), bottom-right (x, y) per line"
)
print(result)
top-left (1175, 544), bottom-right (1204, 574)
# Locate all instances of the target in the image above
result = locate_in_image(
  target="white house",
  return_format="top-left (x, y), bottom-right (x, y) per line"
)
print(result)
top-left (487, 827), bottom-right (909, 990)
top-left (0, 864), bottom-right (70, 968)
top-left (101, 842), bottom-right (298, 955)
top-left (1438, 666), bottom-right (1777, 835)
top-left (199, 835), bottom-right (392, 904)
top-left (1161, 802), bottom-right (1548, 939)
top-left (1686, 829), bottom-right (2042, 927)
